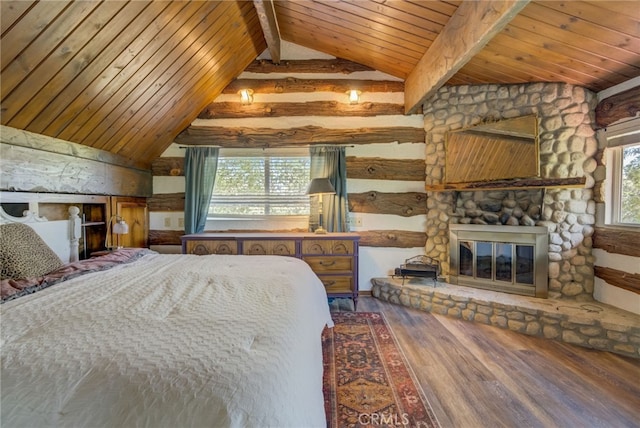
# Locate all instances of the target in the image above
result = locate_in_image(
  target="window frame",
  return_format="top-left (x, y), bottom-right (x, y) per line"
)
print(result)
top-left (604, 118), bottom-right (640, 228)
top-left (207, 148), bottom-right (311, 220)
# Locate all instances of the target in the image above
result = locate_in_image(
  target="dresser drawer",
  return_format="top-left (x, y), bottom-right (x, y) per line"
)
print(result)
top-left (317, 275), bottom-right (353, 293)
top-left (186, 240), bottom-right (238, 255)
top-left (304, 256), bottom-right (353, 273)
top-left (242, 240), bottom-right (296, 256)
top-left (302, 239), bottom-right (354, 255)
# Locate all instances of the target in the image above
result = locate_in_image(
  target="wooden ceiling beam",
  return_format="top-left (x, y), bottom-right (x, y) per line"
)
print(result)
top-left (404, 0), bottom-right (530, 114)
top-left (253, 0), bottom-right (281, 64)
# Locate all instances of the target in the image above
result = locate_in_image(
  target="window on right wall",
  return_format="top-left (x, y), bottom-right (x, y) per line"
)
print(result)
top-left (607, 141), bottom-right (640, 226)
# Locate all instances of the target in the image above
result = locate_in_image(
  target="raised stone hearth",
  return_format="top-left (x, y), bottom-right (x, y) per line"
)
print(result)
top-left (371, 277), bottom-right (640, 358)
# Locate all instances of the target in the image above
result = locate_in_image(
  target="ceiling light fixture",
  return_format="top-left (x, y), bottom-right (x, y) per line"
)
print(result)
top-left (238, 88), bottom-right (254, 105)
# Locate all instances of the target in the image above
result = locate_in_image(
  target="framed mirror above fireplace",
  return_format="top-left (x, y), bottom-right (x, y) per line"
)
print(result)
top-left (449, 224), bottom-right (548, 298)
top-left (445, 115), bottom-right (540, 184)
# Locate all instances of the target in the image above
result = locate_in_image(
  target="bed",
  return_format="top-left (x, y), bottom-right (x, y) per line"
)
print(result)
top-left (0, 209), bottom-right (334, 427)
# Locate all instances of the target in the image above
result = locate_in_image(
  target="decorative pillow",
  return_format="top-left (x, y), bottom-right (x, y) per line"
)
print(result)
top-left (0, 223), bottom-right (63, 280)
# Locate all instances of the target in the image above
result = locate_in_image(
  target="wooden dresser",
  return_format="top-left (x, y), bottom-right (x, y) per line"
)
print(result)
top-left (181, 232), bottom-right (360, 309)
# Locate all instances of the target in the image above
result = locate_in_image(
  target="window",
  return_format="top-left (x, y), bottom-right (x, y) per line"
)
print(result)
top-left (607, 142), bottom-right (640, 226)
top-left (617, 143), bottom-right (640, 224)
top-left (208, 149), bottom-right (310, 218)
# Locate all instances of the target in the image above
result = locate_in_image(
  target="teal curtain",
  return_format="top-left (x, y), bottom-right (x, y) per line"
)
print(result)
top-left (184, 147), bottom-right (219, 234)
top-left (310, 146), bottom-right (349, 232)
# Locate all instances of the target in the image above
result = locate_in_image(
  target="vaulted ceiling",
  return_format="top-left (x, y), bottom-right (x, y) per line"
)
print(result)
top-left (1, 1), bottom-right (639, 166)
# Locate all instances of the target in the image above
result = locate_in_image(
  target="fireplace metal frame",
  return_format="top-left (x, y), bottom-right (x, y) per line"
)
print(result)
top-left (449, 224), bottom-right (549, 298)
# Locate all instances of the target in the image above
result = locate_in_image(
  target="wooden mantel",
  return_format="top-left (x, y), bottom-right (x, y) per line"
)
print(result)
top-left (425, 176), bottom-right (587, 192)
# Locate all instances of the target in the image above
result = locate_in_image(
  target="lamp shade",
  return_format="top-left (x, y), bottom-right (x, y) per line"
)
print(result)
top-left (112, 219), bottom-right (129, 235)
top-left (306, 177), bottom-right (336, 195)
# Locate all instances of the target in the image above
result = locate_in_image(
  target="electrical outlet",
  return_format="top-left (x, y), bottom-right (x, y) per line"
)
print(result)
top-left (178, 217), bottom-right (185, 228)
top-left (164, 217), bottom-right (171, 227)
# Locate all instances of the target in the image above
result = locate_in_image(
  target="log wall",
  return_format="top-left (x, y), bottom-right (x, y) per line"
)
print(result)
top-left (149, 58), bottom-right (427, 289)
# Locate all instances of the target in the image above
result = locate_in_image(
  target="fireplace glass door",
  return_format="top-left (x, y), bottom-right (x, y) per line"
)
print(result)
top-left (449, 224), bottom-right (548, 298)
top-left (458, 241), bottom-right (535, 286)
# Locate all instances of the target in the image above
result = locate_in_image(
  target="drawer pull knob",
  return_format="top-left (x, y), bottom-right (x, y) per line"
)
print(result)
top-left (323, 280), bottom-right (336, 286)
top-left (320, 260), bottom-right (336, 266)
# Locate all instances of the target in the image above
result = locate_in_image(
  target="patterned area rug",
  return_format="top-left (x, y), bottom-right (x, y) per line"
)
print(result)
top-left (323, 312), bottom-right (441, 428)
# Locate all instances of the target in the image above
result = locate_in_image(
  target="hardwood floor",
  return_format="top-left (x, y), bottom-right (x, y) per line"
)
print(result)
top-left (357, 297), bottom-right (640, 428)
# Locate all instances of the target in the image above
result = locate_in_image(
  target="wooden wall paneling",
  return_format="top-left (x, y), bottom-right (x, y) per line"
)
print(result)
top-left (506, 18), bottom-right (637, 83)
top-left (588, 0), bottom-right (640, 17)
top-left (452, 52), bottom-right (534, 87)
top-left (357, 230), bottom-right (427, 248)
top-left (279, 0), bottom-right (430, 48)
top-left (147, 193), bottom-right (185, 212)
top-left (594, 266), bottom-right (640, 295)
top-left (277, 25), bottom-right (409, 79)
top-left (0, 1), bottom-right (69, 72)
top-left (4, 1), bottom-right (129, 128)
top-left (275, 3), bottom-right (424, 63)
top-left (101, 2), bottom-right (226, 153)
top-left (60, 2), bottom-right (203, 148)
top-left (199, 101), bottom-right (405, 119)
top-left (102, 1), bottom-right (232, 153)
top-left (327, 0), bottom-right (453, 30)
top-left (18, 2), bottom-right (157, 134)
top-left (525, 2), bottom-right (639, 53)
top-left (1, 1), bottom-right (103, 109)
top-left (243, 58), bottom-right (373, 74)
top-left (499, 23), bottom-right (638, 82)
top-left (175, 126), bottom-right (425, 147)
top-left (125, 4), bottom-right (266, 161)
top-left (0, 1), bottom-right (34, 36)
top-left (451, 45), bottom-right (538, 85)
top-left (346, 157), bottom-right (426, 181)
top-left (542, 1), bottom-right (640, 37)
top-left (348, 191), bottom-right (427, 217)
top-left (36, 1), bottom-right (179, 137)
top-left (593, 227), bottom-right (640, 258)
top-left (513, 12), bottom-right (637, 66)
top-left (222, 78), bottom-right (404, 94)
top-left (123, 2), bottom-right (265, 159)
top-left (129, 47), bottom-right (265, 159)
top-left (82, 1), bottom-right (215, 150)
top-left (477, 36), bottom-right (613, 87)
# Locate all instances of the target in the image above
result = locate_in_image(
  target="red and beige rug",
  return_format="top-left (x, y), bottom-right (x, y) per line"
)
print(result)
top-left (323, 312), bottom-right (441, 428)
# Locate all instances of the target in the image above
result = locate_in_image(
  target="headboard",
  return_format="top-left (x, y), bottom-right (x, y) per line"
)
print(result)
top-left (0, 200), bottom-right (81, 264)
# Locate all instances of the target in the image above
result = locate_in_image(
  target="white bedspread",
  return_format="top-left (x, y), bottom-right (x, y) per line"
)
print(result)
top-left (1, 253), bottom-right (334, 427)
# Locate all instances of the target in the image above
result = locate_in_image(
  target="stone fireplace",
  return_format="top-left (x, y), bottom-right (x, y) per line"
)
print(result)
top-left (423, 82), bottom-right (599, 301)
top-left (371, 82), bottom-right (640, 358)
top-left (449, 224), bottom-right (548, 298)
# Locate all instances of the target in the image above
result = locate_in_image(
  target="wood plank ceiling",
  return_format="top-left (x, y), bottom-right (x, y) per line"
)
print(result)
top-left (1, 1), bottom-right (639, 166)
